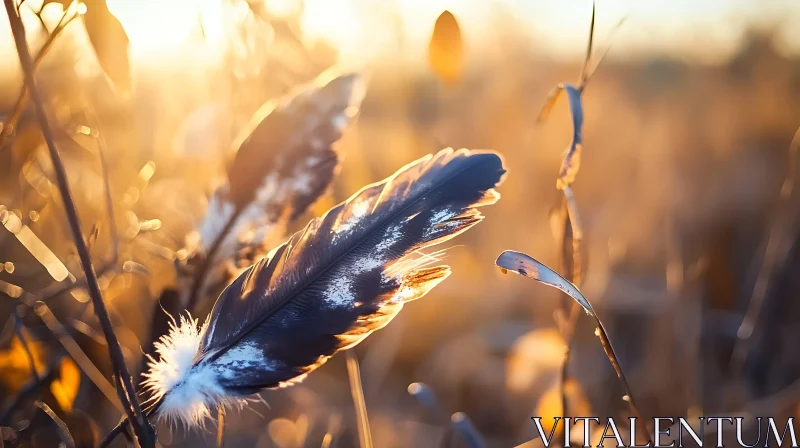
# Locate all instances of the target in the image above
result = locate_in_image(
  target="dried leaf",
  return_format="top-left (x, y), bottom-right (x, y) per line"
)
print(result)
top-left (81, 0), bottom-right (132, 96)
top-left (495, 251), bottom-right (594, 315)
top-left (557, 142), bottom-right (582, 190)
top-left (537, 86), bottom-right (564, 124)
top-left (428, 10), bottom-right (463, 85)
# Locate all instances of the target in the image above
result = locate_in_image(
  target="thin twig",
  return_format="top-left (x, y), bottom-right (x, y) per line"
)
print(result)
top-left (729, 128), bottom-right (800, 381)
top-left (1, 286), bottom-right (125, 411)
top-left (99, 419), bottom-right (132, 448)
top-left (496, 251), bottom-right (653, 444)
top-left (36, 401), bottom-right (76, 448)
top-left (584, 17), bottom-right (627, 84)
top-left (549, 199), bottom-right (583, 448)
top-left (577, 1), bottom-right (596, 89)
top-left (37, 261), bottom-right (117, 303)
top-left (216, 407), bottom-right (226, 447)
top-left (537, 5), bottom-right (596, 442)
top-left (0, 0), bottom-right (80, 150)
top-left (34, 301), bottom-right (123, 411)
top-left (12, 113), bottom-right (131, 304)
top-left (536, 8), bottom-right (627, 444)
top-left (345, 350), bottom-right (373, 448)
top-left (185, 208), bottom-right (243, 312)
top-left (0, 361), bottom-right (58, 425)
top-left (3, 2), bottom-right (154, 445)
top-left (99, 405), bottom-right (159, 448)
top-left (83, 108), bottom-right (121, 262)
top-left (13, 308), bottom-right (40, 382)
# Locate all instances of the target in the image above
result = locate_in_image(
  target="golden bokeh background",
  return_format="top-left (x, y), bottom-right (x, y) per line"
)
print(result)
top-left (0, 0), bottom-right (799, 446)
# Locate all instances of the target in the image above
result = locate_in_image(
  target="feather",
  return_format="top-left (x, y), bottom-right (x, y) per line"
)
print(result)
top-left (226, 68), bottom-right (364, 215)
top-left (142, 148), bottom-right (506, 427)
top-left (185, 69), bottom-right (366, 294)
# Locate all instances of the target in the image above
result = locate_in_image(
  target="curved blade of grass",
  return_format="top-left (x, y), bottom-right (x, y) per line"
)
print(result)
top-left (496, 251), bottom-right (594, 315)
top-left (495, 250), bottom-right (653, 444)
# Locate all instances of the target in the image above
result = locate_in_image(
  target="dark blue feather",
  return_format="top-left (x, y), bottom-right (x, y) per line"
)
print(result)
top-left (141, 148), bottom-right (506, 426)
top-left (196, 148), bottom-right (506, 392)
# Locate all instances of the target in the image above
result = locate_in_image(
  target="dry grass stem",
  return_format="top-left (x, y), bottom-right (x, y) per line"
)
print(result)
top-left (346, 350), bottom-right (374, 448)
top-left (3, 1), bottom-right (153, 444)
top-left (496, 250), bottom-right (653, 444)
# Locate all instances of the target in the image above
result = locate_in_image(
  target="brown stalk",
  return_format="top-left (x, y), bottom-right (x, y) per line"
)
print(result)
top-left (216, 407), bottom-right (226, 447)
top-left (346, 350), bottom-right (373, 448)
top-left (536, 4), bottom-right (629, 444)
top-left (3, 1), bottom-right (154, 445)
top-left (537, 5), bottom-right (594, 445)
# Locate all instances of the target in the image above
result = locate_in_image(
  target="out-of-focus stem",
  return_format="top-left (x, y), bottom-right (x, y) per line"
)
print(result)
top-left (729, 128), bottom-right (800, 385)
top-left (3, 2), bottom-right (153, 445)
top-left (345, 350), bottom-right (373, 448)
top-left (0, 1), bottom-right (80, 150)
top-left (216, 407), bottom-right (226, 447)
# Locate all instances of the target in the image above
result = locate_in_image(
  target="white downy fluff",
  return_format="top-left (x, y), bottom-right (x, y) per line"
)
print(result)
top-left (141, 315), bottom-right (248, 429)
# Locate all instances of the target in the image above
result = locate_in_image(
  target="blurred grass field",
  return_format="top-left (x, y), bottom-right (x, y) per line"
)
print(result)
top-left (1, 1), bottom-right (799, 446)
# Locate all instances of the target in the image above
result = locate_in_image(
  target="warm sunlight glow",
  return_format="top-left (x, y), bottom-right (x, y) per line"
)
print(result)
top-left (102, 0), bottom-right (800, 67)
top-left (107, 0), bottom-right (228, 59)
top-left (0, 206), bottom-right (69, 282)
top-left (298, 0), bottom-right (483, 67)
top-left (300, 0), bottom-right (364, 61)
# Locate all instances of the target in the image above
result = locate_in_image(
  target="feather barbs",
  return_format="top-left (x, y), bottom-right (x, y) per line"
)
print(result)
top-left (142, 147), bottom-right (506, 428)
top-left (182, 69), bottom-right (367, 305)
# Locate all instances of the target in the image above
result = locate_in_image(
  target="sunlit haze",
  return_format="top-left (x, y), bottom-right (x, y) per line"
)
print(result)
top-left (99, 0), bottom-right (800, 65)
